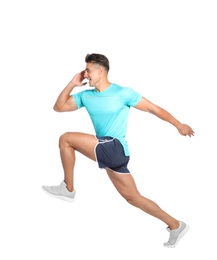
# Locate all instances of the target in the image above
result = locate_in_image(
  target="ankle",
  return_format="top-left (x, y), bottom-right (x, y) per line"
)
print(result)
top-left (170, 220), bottom-right (180, 230)
top-left (63, 180), bottom-right (74, 192)
top-left (66, 186), bottom-right (74, 192)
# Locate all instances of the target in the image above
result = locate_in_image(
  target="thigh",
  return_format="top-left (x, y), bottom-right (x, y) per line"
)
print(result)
top-left (61, 132), bottom-right (98, 161)
top-left (106, 168), bottom-right (140, 199)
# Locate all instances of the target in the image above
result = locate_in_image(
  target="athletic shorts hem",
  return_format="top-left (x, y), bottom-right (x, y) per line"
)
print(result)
top-left (106, 167), bottom-right (131, 174)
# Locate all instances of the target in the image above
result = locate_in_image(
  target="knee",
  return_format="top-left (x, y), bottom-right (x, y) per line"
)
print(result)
top-left (126, 197), bottom-right (138, 207)
top-left (123, 193), bottom-right (141, 207)
top-left (59, 132), bottom-right (70, 148)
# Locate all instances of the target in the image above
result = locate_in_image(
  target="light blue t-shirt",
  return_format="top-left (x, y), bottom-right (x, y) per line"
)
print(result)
top-left (72, 83), bottom-right (142, 156)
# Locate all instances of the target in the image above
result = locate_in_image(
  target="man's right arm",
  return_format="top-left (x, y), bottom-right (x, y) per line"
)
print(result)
top-left (53, 71), bottom-right (86, 112)
top-left (53, 82), bottom-right (78, 112)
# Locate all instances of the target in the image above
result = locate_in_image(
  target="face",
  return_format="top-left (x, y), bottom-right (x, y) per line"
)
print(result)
top-left (84, 62), bottom-right (101, 87)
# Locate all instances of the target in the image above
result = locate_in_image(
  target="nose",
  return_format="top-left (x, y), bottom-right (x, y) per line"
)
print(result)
top-left (83, 70), bottom-right (88, 78)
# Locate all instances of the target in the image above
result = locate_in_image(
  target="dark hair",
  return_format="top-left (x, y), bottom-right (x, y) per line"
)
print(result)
top-left (85, 53), bottom-right (109, 72)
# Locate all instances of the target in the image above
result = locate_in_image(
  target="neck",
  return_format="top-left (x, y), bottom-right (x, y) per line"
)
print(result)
top-left (95, 81), bottom-right (111, 92)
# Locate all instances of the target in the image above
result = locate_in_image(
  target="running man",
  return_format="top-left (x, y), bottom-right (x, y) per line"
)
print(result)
top-left (42, 53), bottom-right (194, 247)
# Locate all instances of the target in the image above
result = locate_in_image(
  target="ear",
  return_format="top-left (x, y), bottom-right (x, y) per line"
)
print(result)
top-left (97, 66), bottom-right (102, 75)
top-left (99, 66), bottom-right (105, 75)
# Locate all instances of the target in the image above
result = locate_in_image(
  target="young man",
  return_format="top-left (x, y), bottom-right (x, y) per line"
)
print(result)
top-left (42, 53), bottom-right (194, 247)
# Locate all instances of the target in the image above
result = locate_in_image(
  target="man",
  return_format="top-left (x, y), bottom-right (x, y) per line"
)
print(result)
top-left (42, 53), bottom-right (194, 247)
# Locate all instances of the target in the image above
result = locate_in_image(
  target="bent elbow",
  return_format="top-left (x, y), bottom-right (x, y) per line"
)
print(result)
top-left (53, 104), bottom-right (62, 112)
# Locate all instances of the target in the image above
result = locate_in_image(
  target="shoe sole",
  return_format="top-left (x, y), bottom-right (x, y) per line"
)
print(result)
top-left (41, 187), bottom-right (75, 202)
top-left (164, 224), bottom-right (189, 248)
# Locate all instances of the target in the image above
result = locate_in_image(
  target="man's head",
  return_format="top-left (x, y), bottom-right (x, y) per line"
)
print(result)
top-left (84, 53), bottom-right (110, 88)
top-left (85, 53), bottom-right (109, 72)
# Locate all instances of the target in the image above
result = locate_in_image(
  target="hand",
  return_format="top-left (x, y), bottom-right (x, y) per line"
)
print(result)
top-left (178, 124), bottom-right (195, 137)
top-left (71, 70), bottom-right (87, 87)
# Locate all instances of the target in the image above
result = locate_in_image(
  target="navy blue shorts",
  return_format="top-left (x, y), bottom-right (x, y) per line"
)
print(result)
top-left (95, 136), bottom-right (130, 174)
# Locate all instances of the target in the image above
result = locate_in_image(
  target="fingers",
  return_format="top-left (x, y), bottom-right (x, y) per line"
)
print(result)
top-left (189, 128), bottom-right (195, 136)
top-left (80, 70), bottom-right (85, 76)
top-left (187, 129), bottom-right (195, 137)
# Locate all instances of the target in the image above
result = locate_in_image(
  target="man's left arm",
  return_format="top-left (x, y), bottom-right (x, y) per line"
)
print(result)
top-left (134, 97), bottom-right (195, 137)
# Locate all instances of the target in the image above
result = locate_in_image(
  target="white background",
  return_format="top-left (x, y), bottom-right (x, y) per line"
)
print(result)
top-left (0, 0), bottom-right (216, 259)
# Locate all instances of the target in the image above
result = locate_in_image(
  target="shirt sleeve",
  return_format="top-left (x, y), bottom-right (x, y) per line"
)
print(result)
top-left (71, 92), bottom-right (84, 109)
top-left (123, 87), bottom-right (142, 107)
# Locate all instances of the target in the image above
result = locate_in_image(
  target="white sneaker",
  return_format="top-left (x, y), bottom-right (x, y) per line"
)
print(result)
top-left (42, 181), bottom-right (76, 202)
top-left (163, 221), bottom-right (189, 248)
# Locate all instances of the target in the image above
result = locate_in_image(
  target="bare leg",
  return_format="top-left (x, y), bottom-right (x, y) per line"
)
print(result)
top-left (106, 169), bottom-right (179, 230)
top-left (59, 132), bottom-right (97, 192)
